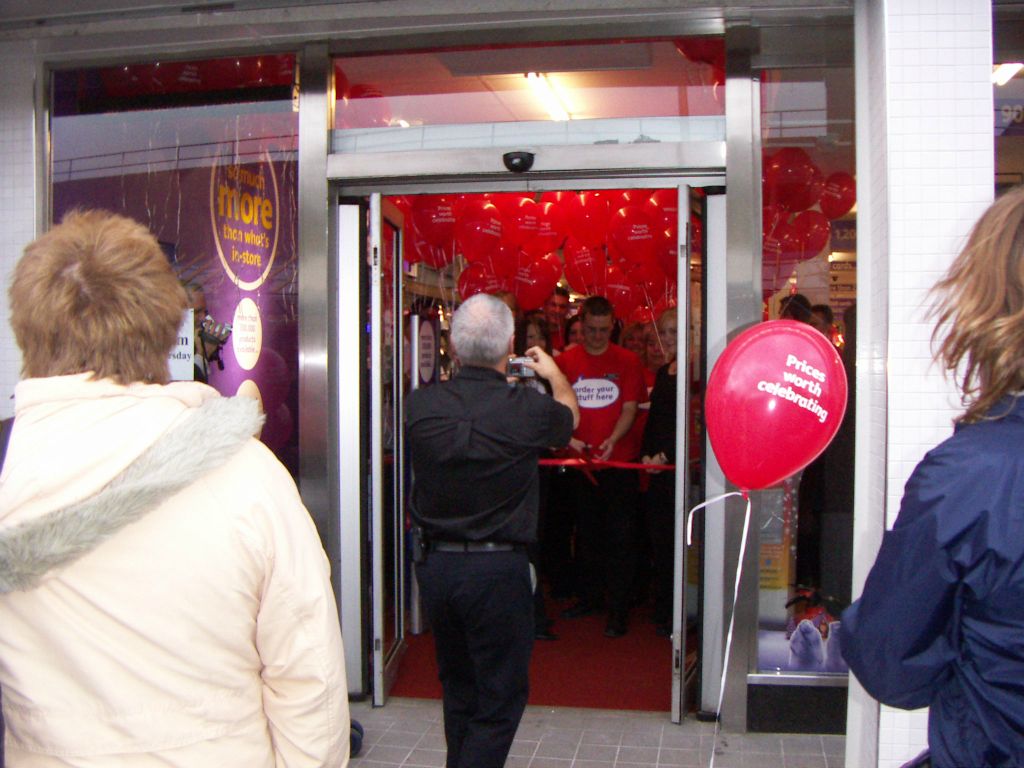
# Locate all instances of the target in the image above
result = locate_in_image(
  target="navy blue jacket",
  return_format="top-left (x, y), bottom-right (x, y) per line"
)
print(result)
top-left (841, 396), bottom-right (1024, 768)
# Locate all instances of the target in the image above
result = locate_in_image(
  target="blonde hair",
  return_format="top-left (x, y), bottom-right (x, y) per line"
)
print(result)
top-left (10, 209), bottom-right (188, 385)
top-left (931, 186), bottom-right (1024, 423)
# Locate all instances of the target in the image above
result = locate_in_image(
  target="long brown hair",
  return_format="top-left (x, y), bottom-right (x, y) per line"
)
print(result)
top-left (931, 186), bottom-right (1024, 423)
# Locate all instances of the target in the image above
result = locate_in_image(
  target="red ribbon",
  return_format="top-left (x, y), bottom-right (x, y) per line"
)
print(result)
top-left (539, 452), bottom-right (676, 485)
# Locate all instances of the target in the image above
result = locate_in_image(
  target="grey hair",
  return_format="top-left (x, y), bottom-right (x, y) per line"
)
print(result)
top-left (451, 293), bottom-right (514, 367)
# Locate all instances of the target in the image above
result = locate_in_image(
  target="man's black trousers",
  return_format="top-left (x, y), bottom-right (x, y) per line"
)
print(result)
top-left (570, 468), bottom-right (640, 619)
top-left (415, 549), bottom-right (534, 768)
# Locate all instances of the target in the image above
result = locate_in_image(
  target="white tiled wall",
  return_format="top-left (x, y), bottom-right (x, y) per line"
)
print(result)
top-left (859, 2), bottom-right (994, 767)
top-left (0, 43), bottom-right (37, 419)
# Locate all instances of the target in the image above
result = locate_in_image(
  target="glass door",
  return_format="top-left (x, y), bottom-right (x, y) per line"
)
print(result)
top-left (341, 177), bottom-right (721, 714)
top-left (369, 194), bottom-right (408, 705)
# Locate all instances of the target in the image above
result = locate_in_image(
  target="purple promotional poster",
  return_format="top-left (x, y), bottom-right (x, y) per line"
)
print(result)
top-left (53, 131), bottom-right (300, 473)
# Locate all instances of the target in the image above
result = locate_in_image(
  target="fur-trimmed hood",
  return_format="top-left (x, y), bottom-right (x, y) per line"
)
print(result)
top-left (0, 375), bottom-right (264, 593)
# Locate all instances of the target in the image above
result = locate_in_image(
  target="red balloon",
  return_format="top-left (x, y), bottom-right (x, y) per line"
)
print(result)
top-left (502, 196), bottom-right (540, 248)
top-left (412, 195), bottom-right (457, 247)
top-left (627, 260), bottom-right (668, 301)
top-left (487, 242), bottom-right (520, 280)
top-left (563, 238), bottom-right (607, 294)
top-left (513, 256), bottom-right (560, 311)
top-left (522, 201), bottom-right (567, 258)
top-left (608, 205), bottom-right (657, 266)
top-left (819, 172), bottom-right (856, 220)
top-left (764, 148), bottom-right (824, 212)
top-left (762, 204), bottom-right (787, 236)
top-left (455, 200), bottom-right (503, 262)
top-left (645, 189), bottom-right (680, 233)
top-left (705, 319), bottom-right (847, 490)
top-left (763, 220), bottom-right (803, 266)
top-left (654, 227), bottom-right (679, 283)
top-left (674, 37), bottom-right (726, 70)
top-left (565, 191), bottom-right (611, 248)
top-left (539, 190), bottom-right (576, 207)
top-left (534, 251), bottom-right (564, 285)
top-left (792, 210), bottom-right (831, 259)
top-left (611, 189), bottom-right (653, 210)
top-left (389, 195), bottom-right (414, 216)
top-left (600, 263), bottom-right (639, 319)
top-left (457, 262), bottom-right (506, 300)
top-left (630, 305), bottom-right (657, 324)
top-left (406, 222), bottom-right (452, 269)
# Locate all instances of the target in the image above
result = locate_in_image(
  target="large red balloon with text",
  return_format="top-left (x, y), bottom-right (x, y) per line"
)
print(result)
top-left (501, 196), bottom-right (541, 248)
top-left (523, 201), bottom-right (567, 258)
top-left (412, 195), bottom-right (457, 247)
top-left (563, 238), bottom-right (607, 294)
top-left (565, 191), bottom-right (611, 248)
top-left (455, 199), bottom-right (503, 262)
top-left (608, 205), bottom-right (658, 266)
top-left (458, 262), bottom-right (507, 300)
top-left (513, 256), bottom-right (560, 311)
top-left (819, 172), bottom-right (857, 220)
top-left (705, 320), bottom-right (847, 490)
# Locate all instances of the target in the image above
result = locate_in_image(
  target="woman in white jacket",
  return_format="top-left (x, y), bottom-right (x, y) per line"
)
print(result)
top-left (0, 210), bottom-right (349, 766)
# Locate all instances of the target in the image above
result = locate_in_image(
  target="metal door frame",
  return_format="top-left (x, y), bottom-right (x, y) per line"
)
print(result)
top-left (336, 166), bottom-right (724, 717)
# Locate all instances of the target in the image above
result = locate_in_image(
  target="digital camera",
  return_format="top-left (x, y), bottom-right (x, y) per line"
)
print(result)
top-left (507, 356), bottom-right (535, 378)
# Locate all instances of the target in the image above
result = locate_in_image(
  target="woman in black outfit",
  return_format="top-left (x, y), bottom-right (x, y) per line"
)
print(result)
top-left (639, 307), bottom-right (679, 636)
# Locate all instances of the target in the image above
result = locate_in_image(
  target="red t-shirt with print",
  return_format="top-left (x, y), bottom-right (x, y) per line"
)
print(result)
top-left (556, 343), bottom-right (648, 462)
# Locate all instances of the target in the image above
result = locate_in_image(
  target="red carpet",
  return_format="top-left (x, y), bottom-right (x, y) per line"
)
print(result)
top-left (390, 599), bottom-right (675, 711)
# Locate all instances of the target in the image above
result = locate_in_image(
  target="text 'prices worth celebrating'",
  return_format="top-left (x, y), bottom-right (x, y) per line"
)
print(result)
top-left (705, 320), bottom-right (847, 491)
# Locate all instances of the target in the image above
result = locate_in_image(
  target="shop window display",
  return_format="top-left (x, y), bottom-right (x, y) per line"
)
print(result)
top-left (758, 66), bottom-right (856, 676)
top-left (50, 55), bottom-right (300, 474)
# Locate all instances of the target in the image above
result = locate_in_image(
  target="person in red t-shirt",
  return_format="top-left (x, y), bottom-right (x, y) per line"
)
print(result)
top-left (556, 296), bottom-right (647, 637)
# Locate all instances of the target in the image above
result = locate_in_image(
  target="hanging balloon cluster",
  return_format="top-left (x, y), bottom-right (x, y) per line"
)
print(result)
top-left (762, 147), bottom-right (856, 295)
top-left (397, 190), bottom-right (693, 319)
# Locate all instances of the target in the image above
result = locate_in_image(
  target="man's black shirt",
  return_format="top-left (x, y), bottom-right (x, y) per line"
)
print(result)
top-left (406, 365), bottom-right (573, 544)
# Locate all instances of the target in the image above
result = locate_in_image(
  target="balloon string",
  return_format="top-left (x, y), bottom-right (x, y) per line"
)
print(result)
top-left (685, 491), bottom-right (750, 768)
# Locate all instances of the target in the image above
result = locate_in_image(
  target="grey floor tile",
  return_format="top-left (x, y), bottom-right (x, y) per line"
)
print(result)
top-left (360, 744), bottom-right (412, 764)
top-left (742, 751), bottom-right (784, 768)
top-left (659, 730), bottom-right (703, 749)
top-left (820, 735), bottom-right (844, 756)
top-left (618, 745), bottom-right (660, 763)
top-left (374, 729), bottom-right (423, 748)
top-left (403, 747), bottom-right (447, 767)
top-left (581, 728), bottom-right (623, 746)
top-left (783, 756), bottom-right (827, 768)
top-left (530, 758), bottom-right (574, 767)
top-left (781, 735), bottom-right (824, 755)
top-left (348, 697), bottom-right (845, 768)
top-left (656, 747), bottom-right (703, 766)
top-left (535, 740), bottom-right (581, 759)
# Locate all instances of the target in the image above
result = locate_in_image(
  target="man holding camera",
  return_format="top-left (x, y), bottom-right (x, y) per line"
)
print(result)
top-left (406, 293), bottom-right (578, 768)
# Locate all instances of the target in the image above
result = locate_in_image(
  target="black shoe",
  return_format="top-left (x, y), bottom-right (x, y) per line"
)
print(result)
top-left (604, 614), bottom-right (628, 638)
top-left (535, 627), bottom-right (559, 641)
top-left (561, 601), bottom-right (598, 619)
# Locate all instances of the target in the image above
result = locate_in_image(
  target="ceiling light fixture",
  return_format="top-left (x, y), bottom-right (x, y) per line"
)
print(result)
top-left (993, 63), bottom-right (1023, 86)
top-left (526, 72), bottom-right (570, 121)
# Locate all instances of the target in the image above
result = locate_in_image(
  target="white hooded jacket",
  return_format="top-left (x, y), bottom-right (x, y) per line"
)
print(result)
top-left (0, 374), bottom-right (349, 767)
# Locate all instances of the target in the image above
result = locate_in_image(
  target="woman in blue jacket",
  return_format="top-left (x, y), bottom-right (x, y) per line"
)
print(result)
top-left (841, 185), bottom-right (1024, 768)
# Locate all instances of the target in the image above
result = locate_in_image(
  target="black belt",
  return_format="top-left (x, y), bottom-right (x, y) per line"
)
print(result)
top-left (428, 541), bottom-right (526, 553)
